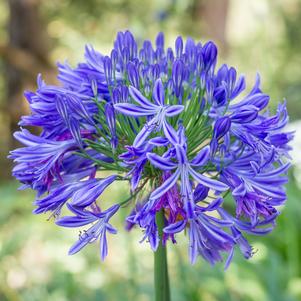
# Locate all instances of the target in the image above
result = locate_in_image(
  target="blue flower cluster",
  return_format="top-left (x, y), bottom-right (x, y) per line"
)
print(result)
top-left (10, 31), bottom-right (293, 267)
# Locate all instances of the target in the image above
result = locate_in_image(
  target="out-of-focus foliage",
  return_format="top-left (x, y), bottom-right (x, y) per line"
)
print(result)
top-left (226, 0), bottom-right (301, 120)
top-left (0, 0), bottom-right (301, 300)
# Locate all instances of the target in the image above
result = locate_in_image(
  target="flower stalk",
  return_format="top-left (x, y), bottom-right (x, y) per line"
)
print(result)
top-left (154, 209), bottom-right (170, 301)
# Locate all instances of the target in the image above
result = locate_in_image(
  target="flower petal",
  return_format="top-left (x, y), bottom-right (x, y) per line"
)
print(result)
top-left (164, 220), bottom-right (186, 234)
top-left (99, 231), bottom-right (108, 261)
top-left (129, 85), bottom-right (157, 109)
top-left (71, 175), bottom-right (117, 207)
top-left (133, 118), bottom-right (156, 147)
top-left (152, 78), bottom-right (165, 105)
top-left (69, 236), bottom-right (90, 255)
top-left (147, 152), bottom-right (177, 170)
top-left (163, 121), bottom-right (178, 145)
top-left (149, 137), bottom-right (169, 146)
top-left (190, 145), bottom-right (210, 166)
top-left (189, 166), bottom-right (229, 191)
top-left (114, 103), bottom-right (155, 116)
top-left (150, 168), bottom-right (180, 201)
top-left (56, 215), bottom-right (96, 227)
top-left (165, 105), bottom-right (184, 117)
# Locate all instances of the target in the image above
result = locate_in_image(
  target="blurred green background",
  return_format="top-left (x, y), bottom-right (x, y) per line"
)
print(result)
top-left (0, 0), bottom-right (301, 300)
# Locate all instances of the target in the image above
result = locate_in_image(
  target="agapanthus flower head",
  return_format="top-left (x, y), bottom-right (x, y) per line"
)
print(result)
top-left (10, 30), bottom-right (293, 267)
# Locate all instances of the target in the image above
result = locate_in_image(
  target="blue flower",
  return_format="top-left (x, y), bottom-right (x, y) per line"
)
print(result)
top-left (9, 129), bottom-right (78, 192)
top-left (221, 157), bottom-right (290, 225)
top-left (114, 78), bottom-right (184, 147)
top-left (187, 213), bottom-right (234, 265)
top-left (56, 204), bottom-right (119, 260)
top-left (10, 31), bottom-right (292, 266)
top-left (147, 123), bottom-right (228, 218)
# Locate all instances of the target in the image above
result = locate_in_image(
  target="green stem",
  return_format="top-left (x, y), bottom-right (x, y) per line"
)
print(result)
top-left (154, 210), bottom-right (170, 301)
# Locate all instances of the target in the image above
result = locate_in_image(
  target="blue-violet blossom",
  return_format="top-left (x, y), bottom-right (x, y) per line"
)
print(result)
top-left (9, 31), bottom-right (293, 266)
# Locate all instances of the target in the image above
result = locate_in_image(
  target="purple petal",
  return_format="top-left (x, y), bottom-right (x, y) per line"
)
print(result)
top-left (71, 175), bottom-right (116, 207)
top-left (175, 145), bottom-right (187, 164)
top-left (68, 95), bottom-right (95, 124)
top-left (99, 231), bottom-right (108, 261)
top-left (149, 137), bottom-right (169, 146)
top-left (106, 223), bottom-right (118, 234)
top-left (175, 36), bottom-right (183, 57)
top-left (205, 197), bottom-right (224, 211)
top-left (188, 222), bottom-right (198, 264)
top-left (190, 146), bottom-right (210, 166)
top-left (56, 216), bottom-right (96, 227)
top-left (149, 231), bottom-right (159, 251)
top-left (103, 204), bottom-right (120, 219)
top-left (164, 220), bottom-right (186, 234)
top-left (55, 96), bottom-right (69, 121)
top-left (189, 167), bottom-right (229, 191)
top-left (255, 163), bottom-right (290, 178)
top-left (232, 183), bottom-right (247, 196)
top-left (114, 103), bottom-right (155, 116)
top-left (13, 129), bottom-right (47, 146)
top-left (231, 76), bottom-right (246, 99)
top-left (172, 59), bottom-right (184, 97)
top-left (165, 105), bottom-right (184, 117)
top-left (69, 236), bottom-right (90, 255)
top-left (213, 117), bottom-right (231, 139)
top-left (163, 121), bottom-right (178, 145)
top-left (129, 86), bottom-right (157, 109)
top-left (224, 248), bottom-right (234, 270)
top-left (150, 168), bottom-right (180, 201)
top-left (131, 159), bottom-right (147, 191)
top-left (84, 45), bottom-right (104, 73)
top-left (147, 152), bottom-right (177, 170)
top-left (68, 118), bottom-right (83, 147)
top-left (127, 63), bottom-right (139, 88)
top-left (194, 184), bottom-right (209, 202)
top-left (133, 119), bottom-right (156, 147)
top-left (105, 103), bottom-right (117, 148)
top-left (230, 106), bottom-right (258, 124)
top-left (152, 78), bottom-right (165, 105)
